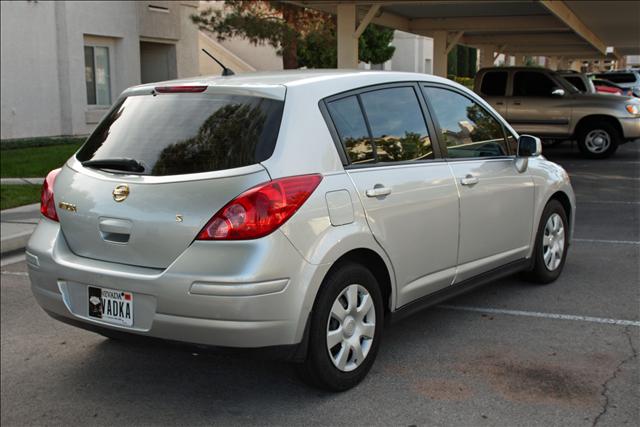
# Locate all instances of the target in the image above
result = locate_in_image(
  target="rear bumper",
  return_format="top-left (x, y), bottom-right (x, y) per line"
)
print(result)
top-left (27, 219), bottom-right (330, 349)
top-left (619, 117), bottom-right (640, 140)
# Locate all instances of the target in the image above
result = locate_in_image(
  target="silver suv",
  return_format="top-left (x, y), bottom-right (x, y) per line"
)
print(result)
top-left (28, 71), bottom-right (575, 390)
top-left (475, 67), bottom-right (640, 158)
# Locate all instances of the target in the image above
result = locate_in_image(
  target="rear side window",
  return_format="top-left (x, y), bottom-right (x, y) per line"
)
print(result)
top-left (595, 73), bottom-right (637, 84)
top-left (513, 71), bottom-right (558, 97)
top-left (326, 96), bottom-right (374, 164)
top-left (423, 86), bottom-right (508, 158)
top-left (359, 87), bottom-right (434, 162)
top-left (480, 71), bottom-right (508, 96)
top-left (563, 75), bottom-right (586, 92)
top-left (76, 93), bottom-right (284, 176)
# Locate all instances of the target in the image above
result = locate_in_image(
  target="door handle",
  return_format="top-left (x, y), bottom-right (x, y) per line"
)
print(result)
top-left (460, 174), bottom-right (479, 186)
top-left (365, 186), bottom-right (392, 197)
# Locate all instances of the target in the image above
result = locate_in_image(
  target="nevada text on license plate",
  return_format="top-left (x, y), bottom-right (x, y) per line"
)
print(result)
top-left (88, 286), bottom-right (133, 327)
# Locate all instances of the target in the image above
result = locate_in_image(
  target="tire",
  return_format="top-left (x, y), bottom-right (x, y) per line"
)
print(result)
top-left (577, 121), bottom-right (620, 159)
top-left (298, 262), bottom-right (383, 391)
top-left (524, 200), bottom-right (569, 284)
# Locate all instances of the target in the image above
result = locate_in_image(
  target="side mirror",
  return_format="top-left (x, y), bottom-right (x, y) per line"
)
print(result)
top-left (551, 88), bottom-right (565, 97)
top-left (517, 135), bottom-right (542, 157)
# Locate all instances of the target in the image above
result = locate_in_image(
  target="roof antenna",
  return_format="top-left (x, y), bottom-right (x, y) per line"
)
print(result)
top-left (202, 49), bottom-right (235, 76)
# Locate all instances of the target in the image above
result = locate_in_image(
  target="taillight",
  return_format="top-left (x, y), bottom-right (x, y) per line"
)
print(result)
top-left (197, 174), bottom-right (323, 240)
top-left (40, 168), bottom-right (61, 222)
top-left (154, 85), bottom-right (207, 93)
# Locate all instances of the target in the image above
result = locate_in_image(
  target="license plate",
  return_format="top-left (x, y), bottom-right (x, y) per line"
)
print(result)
top-left (88, 286), bottom-right (133, 327)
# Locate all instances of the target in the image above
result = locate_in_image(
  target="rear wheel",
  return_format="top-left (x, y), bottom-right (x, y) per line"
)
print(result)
top-left (298, 262), bottom-right (383, 391)
top-left (577, 121), bottom-right (620, 159)
top-left (524, 200), bottom-right (569, 284)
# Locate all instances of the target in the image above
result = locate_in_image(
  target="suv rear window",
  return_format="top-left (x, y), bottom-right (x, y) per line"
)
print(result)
top-left (76, 93), bottom-right (284, 176)
top-left (563, 75), bottom-right (586, 92)
top-left (594, 73), bottom-right (637, 84)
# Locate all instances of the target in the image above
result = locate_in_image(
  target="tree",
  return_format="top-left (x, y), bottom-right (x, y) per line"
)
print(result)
top-left (193, 1), bottom-right (395, 70)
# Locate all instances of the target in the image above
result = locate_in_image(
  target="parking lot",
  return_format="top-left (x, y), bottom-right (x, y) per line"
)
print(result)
top-left (1, 142), bottom-right (638, 426)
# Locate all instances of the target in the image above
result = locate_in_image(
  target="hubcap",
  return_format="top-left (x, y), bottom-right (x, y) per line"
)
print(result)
top-left (542, 213), bottom-right (565, 271)
top-left (584, 129), bottom-right (611, 154)
top-left (326, 284), bottom-right (376, 372)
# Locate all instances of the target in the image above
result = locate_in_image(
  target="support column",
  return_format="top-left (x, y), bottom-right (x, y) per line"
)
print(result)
top-left (337, 3), bottom-right (358, 69)
top-left (514, 55), bottom-right (525, 66)
top-left (547, 56), bottom-right (559, 70)
top-left (432, 30), bottom-right (448, 77)
top-left (479, 45), bottom-right (495, 68)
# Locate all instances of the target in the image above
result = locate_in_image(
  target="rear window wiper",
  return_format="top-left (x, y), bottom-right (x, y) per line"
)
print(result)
top-left (81, 158), bottom-right (145, 173)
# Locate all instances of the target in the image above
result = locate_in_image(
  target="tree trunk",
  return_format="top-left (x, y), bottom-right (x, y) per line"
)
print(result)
top-left (281, 4), bottom-right (298, 69)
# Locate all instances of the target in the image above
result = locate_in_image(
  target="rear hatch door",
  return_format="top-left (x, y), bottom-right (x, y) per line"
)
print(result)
top-left (54, 86), bottom-right (284, 269)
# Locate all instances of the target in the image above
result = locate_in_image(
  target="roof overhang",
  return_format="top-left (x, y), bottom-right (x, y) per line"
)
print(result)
top-left (287, 1), bottom-right (639, 60)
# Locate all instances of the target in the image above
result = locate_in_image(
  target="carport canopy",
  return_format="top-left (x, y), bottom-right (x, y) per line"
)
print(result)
top-left (286, 1), bottom-right (640, 75)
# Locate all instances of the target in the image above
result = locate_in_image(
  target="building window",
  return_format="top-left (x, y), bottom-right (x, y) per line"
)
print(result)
top-left (84, 46), bottom-right (111, 105)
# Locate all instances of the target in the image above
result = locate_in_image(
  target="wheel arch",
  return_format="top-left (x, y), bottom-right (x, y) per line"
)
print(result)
top-left (548, 190), bottom-right (573, 233)
top-left (573, 114), bottom-right (622, 139)
top-left (325, 248), bottom-right (394, 315)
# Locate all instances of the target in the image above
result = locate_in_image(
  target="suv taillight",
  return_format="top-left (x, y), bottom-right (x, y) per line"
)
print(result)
top-left (40, 168), bottom-right (61, 221)
top-left (197, 174), bottom-right (323, 240)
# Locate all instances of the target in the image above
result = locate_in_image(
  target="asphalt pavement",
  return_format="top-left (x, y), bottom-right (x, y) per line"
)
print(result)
top-left (1, 142), bottom-right (638, 426)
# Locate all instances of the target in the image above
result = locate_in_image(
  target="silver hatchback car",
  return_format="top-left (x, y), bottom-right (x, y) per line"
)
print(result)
top-left (27, 70), bottom-right (575, 390)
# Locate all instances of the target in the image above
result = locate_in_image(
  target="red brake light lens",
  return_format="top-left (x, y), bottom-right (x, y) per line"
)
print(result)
top-left (197, 174), bottom-right (323, 240)
top-left (154, 85), bottom-right (207, 93)
top-left (40, 168), bottom-right (61, 221)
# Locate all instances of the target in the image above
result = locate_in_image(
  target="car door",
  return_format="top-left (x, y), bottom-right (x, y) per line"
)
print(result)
top-left (477, 70), bottom-right (508, 116)
top-left (507, 70), bottom-right (571, 136)
top-left (422, 84), bottom-right (535, 283)
top-left (324, 84), bottom-right (459, 308)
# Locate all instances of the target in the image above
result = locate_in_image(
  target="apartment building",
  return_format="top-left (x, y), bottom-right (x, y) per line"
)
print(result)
top-left (1, 1), bottom-right (199, 140)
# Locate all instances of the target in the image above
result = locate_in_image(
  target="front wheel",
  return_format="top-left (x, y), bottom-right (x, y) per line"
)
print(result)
top-left (524, 200), bottom-right (569, 284)
top-left (577, 121), bottom-right (620, 159)
top-left (298, 263), bottom-right (383, 391)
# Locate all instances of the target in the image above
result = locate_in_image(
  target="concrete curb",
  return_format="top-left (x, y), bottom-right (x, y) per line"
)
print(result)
top-left (1, 177), bottom-right (45, 185)
top-left (1, 203), bottom-right (40, 256)
top-left (0, 230), bottom-right (32, 255)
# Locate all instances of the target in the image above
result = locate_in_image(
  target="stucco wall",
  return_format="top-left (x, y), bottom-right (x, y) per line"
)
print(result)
top-left (1, 0), bottom-right (199, 140)
top-left (1, 1), bottom-right (62, 139)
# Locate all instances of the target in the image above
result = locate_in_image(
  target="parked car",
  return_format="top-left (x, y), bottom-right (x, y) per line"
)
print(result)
top-left (591, 78), bottom-right (625, 95)
top-left (557, 70), bottom-right (596, 94)
top-left (28, 70), bottom-right (576, 391)
top-left (475, 67), bottom-right (640, 158)
top-left (594, 71), bottom-right (640, 97)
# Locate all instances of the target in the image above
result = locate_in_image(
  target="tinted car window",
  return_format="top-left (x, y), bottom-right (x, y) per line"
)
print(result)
top-left (480, 71), bottom-right (508, 96)
top-left (76, 93), bottom-right (284, 176)
top-left (326, 96), bottom-right (374, 164)
top-left (513, 71), bottom-right (558, 97)
top-left (595, 73), bottom-right (637, 84)
top-left (359, 87), bottom-right (434, 162)
top-left (563, 75), bottom-right (586, 92)
top-left (423, 87), bottom-right (508, 158)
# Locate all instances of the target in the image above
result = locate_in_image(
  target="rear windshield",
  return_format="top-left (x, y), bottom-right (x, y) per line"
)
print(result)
top-left (594, 73), bottom-right (637, 84)
top-left (76, 93), bottom-right (284, 176)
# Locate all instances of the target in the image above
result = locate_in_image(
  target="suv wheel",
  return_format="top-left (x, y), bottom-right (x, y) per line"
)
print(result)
top-left (524, 200), bottom-right (569, 284)
top-left (577, 121), bottom-right (620, 159)
top-left (298, 262), bottom-right (383, 391)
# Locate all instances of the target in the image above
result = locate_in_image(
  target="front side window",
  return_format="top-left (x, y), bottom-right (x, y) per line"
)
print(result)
top-left (359, 87), bottom-right (433, 162)
top-left (84, 46), bottom-right (111, 105)
top-left (423, 87), bottom-right (508, 158)
top-left (513, 71), bottom-right (558, 97)
top-left (326, 96), bottom-right (374, 164)
top-left (480, 71), bottom-right (508, 96)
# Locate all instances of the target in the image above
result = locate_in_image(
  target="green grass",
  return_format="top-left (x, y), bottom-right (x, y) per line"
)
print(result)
top-left (0, 184), bottom-right (41, 210)
top-left (1, 140), bottom-right (84, 178)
